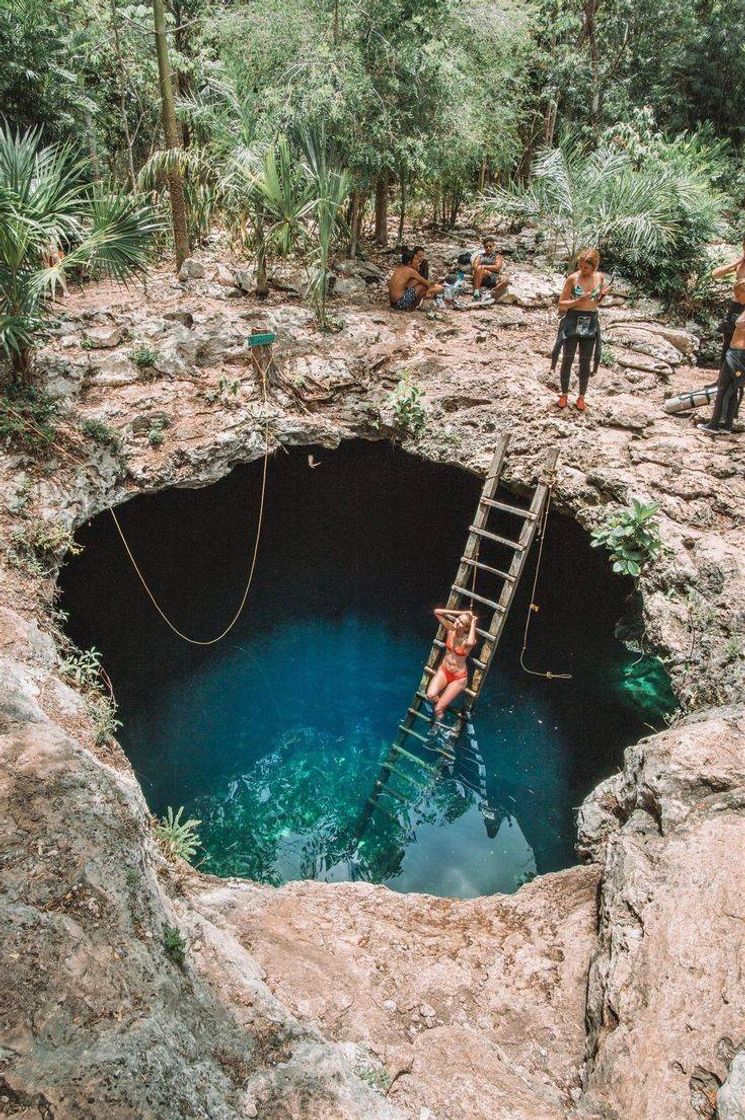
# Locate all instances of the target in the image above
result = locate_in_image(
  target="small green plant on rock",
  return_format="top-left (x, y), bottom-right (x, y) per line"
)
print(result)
top-left (60, 645), bottom-right (104, 689)
top-left (155, 806), bottom-right (202, 863)
top-left (601, 345), bottom-right (617, 367)
top-left (81, 418), bottom-right (121, 452)
top-left (129, 345), bottom-right (158, 372)
top-left (387, 373), bottom-right (427, 439)
top-left (8, 521), bottom-right (82, 577)
top-left (163, 924), bottom-right (187, 966)
top-left (0, 385), bottom-right (58, 456)
top-left (591, 499), bottom-right (664, 578)
top-left (86, 691), bottom-right (123, 745)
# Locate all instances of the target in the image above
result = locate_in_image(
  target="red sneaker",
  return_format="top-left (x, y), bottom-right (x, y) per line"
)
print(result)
top-left (557, 395), bottom-right (568, 409)
top-left (575, 396), bottom-right (587, 412)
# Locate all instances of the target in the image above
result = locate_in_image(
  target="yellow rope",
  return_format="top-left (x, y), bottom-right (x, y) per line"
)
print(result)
top-left (5, 360), bottom-right (271, 647)
top-left (519, 475), bottom-right (572, 681)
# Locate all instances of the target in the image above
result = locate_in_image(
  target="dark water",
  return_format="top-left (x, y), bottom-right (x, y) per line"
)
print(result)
top-left (60, 441), bottom-right (676, 897)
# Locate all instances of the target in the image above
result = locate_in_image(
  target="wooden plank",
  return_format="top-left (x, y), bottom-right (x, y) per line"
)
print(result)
top-left (479, 497), bottom-right (536, 519)
top-left (460, 557), bottom-right (515, 581)
top-left (451, 585), bottom-right (502, 610)
top-left (468, 525), bottom-right (525, 550)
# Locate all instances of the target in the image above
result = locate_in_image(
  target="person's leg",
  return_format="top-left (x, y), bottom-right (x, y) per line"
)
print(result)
top-left (576, 335), bottom-right (594, 408)
top-left (709, 359), bottom-right (734, 427)
top-left (559, 337), bottom-right (578, 399)
top-left (434, 676), bottom-right (468, 720)
top-left (472, 266), bottom-right (486, 295)
top-left (426, 668), bottom-right (448, 712)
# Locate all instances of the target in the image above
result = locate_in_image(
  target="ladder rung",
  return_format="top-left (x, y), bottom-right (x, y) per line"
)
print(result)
top-left (469, 526), bottom-right (525, 550)
top-left (366, 799), bottom-right (399, 823)
top-left (392, 744), bottom-right (439, 773)
top-left (398, 724), bottom-right (431, 745)
top-left (382, 765), bottom-right (428, 791)
top-left (407, 706), bottom-right (432, 725)
top-left (377, 783), bottom-right (409, 804)
top-left (452, 585), bottom-right (504, 610)
top-left (480, 497), bottom-right (536, 519)
top-left (461, 557), bottom-right (515, 582)
top-left (475, 627), bottom-right (498, 642)
top-left (431, 639), bottom-right (486, 669)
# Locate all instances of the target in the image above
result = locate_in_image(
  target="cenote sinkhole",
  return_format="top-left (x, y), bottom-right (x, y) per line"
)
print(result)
top-left (60, 440), bottom-right (676, 898)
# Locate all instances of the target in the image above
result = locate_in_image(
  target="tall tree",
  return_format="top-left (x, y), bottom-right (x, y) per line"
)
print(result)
top-left (151, 0), bottom-right (189, 268)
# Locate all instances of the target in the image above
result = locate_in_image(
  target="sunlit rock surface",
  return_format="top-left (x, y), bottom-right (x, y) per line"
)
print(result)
top-left (1, 237), bottom-right (744, 1117)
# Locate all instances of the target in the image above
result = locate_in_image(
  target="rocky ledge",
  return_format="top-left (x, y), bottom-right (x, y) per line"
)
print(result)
top-left (1, 242), bottom-right (744, 1118)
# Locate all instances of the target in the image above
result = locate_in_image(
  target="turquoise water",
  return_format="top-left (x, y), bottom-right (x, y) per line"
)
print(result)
top-left (60, 441), bottom-right (676, 897)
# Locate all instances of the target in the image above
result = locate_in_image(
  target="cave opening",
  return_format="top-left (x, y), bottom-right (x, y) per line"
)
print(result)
top-left (59, 440), bottom-right (675, 897)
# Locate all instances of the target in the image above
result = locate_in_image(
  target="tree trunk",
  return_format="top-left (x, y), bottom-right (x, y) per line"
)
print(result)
top-left (397, 172), bottom-right (406, 246)
top-left (349, 191), bottom-right (360, 257)
top-left (152, 0), bottom-right (189, 269)
top-left (584, 0), bottom-right (602, 139)
top-left (478, 158), bottom-right (487, 193)
top-left (374, 174), bottom-right (388, 246)
top-left (110, 0), bottom-right (137, 191)
top-left (255, 208), bottom-right (269, 299)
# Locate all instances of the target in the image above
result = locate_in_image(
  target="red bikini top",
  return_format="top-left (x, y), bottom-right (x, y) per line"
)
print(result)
top-left (446, 631), bottom-right (468, 657)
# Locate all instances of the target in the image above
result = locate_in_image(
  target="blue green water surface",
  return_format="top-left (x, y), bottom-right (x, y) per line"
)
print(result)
top-left (60, 441), bottom-right (676, 897)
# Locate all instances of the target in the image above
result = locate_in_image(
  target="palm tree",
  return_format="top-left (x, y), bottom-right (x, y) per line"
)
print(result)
top-left (0, 124), bottom-right (158, 383)
top-left (484, 140), bottom-right (712, 265)
top-left (298, 124), bottom-right (350, 328)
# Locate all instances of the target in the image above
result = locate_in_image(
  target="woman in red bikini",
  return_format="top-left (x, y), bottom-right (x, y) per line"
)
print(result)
top-left (427, 608), bottom-right (478, 721)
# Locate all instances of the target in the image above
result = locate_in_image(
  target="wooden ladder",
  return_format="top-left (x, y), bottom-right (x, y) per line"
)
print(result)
top-left (356, 437), bottom-right (559, 834)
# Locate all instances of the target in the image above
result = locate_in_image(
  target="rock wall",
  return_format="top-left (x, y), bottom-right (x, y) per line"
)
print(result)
top-left (1, 245), bottom-right (744, 1118)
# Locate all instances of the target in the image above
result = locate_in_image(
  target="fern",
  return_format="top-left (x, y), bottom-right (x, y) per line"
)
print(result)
top-left (155, 806), bottom-right (202, 863)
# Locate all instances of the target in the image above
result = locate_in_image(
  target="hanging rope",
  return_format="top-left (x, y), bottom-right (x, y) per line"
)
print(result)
top-left (5, 353), bottom-right (272, 647)
top-left (519, 471), bottom-right (572, 681)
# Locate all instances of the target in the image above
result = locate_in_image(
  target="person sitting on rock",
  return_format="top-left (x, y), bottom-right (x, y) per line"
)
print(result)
top-left (552, 247), bottom-right (610, 412)
top-left (388, 248), bottom-right (444, 311)
top-left (713, 238), bottom-right (745, 361)
top-left (698, 280), bottom-right (745, 435)
top-left (471, 238), bottom-right (509, 304)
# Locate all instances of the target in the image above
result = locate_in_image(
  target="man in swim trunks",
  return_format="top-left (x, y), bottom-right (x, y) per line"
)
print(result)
top-left (471, 237), bottom-right (509, 303)
top-left (699, 279), bottom-right (745, 435)
top-left (388, 247), bottom-right (444, 311)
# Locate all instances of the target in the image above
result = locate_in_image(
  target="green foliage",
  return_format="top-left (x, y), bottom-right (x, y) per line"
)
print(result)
top-left (59, 645), bottom-right (104, 689)
top-left (0, 124), bottom-right (158, 381)
top-left (85, 691), bottom-right (123, 746)
top-left (163, 924), bottom-right (187, 966)
top-left (0, 384), bottom-right (58, 455)
top-left (155, 805), bottom-right (202, 863)
top-left (81, 418), bottom-right (121, 452)
top-left (9, 520), bottom-right (81, 577)
top-left (387, 373), bottom-right (427, 439)
top-left (487, 136), bottom-right (723, 300)
top-left (591, 499), bottom-right (664, 578)
top-left (128, 345), bottom-right (158, 370)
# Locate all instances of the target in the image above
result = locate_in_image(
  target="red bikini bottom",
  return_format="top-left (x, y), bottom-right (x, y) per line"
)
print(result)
top-left (441, 666), bottom-right (468, 685)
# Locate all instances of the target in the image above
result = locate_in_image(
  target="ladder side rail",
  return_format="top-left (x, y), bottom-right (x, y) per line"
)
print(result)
top-left (421, 436), bottom-right (511, 691)
top-left (470, 448), bottom-right (559, 699)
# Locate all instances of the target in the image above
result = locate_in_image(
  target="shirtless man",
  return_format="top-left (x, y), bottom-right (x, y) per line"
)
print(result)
top-left (713, 239), bottom-right (745, 359)
top-left (699, 279), bottom-right (745, 435)
top-left (471, 237), bottom-right (509, 303)
top-left (388, 248), bottom-right (444, 311)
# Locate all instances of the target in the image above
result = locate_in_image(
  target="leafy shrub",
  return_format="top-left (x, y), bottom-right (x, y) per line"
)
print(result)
top-left (86, 692), bottom-right (122, 746)
top-left (59, 645), bottom-right (104, 689)
top-left (129, 345), bottom-right (158, 370)
top-left (148, 428), bottom-right (164, 447)
top-left (0, 384), bottom-right (58, 455)
top-left (155, 806), bottom-right (202, 863)
top-left (81, 418), bottom-right (121, 452)
top-left (163, 925), bottom-right (187, 966)
top-left (591, 499), bottom-right (664, 578)
top-left (9, 520), bottom-right (81, 576)
top-left (388, 373), bottom-right (427, 439)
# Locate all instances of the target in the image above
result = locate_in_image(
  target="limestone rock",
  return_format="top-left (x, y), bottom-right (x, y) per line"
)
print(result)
top-left (719, 1052), bottom-right (745, 1120)
top-left (578, 708), bottom-right (745, 1119)
top-left (84, 325), bottom-right (124, 349)
top-left (164, 310), bottom-right (195, 328)
top-left (213, 263), bottom-right (237, 288)
top-left (501, 269), bottom-right (563, 308)
top-left (604, 325), bottom-right (686, 366)
top-left (178, 257), bottom-right (206, 280)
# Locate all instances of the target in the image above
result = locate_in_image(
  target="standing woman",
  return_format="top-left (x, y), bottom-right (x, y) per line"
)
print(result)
top-left (551, 248), bottom-right (610, 411)
top-left (427, 609), bottom-right (478, 722)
